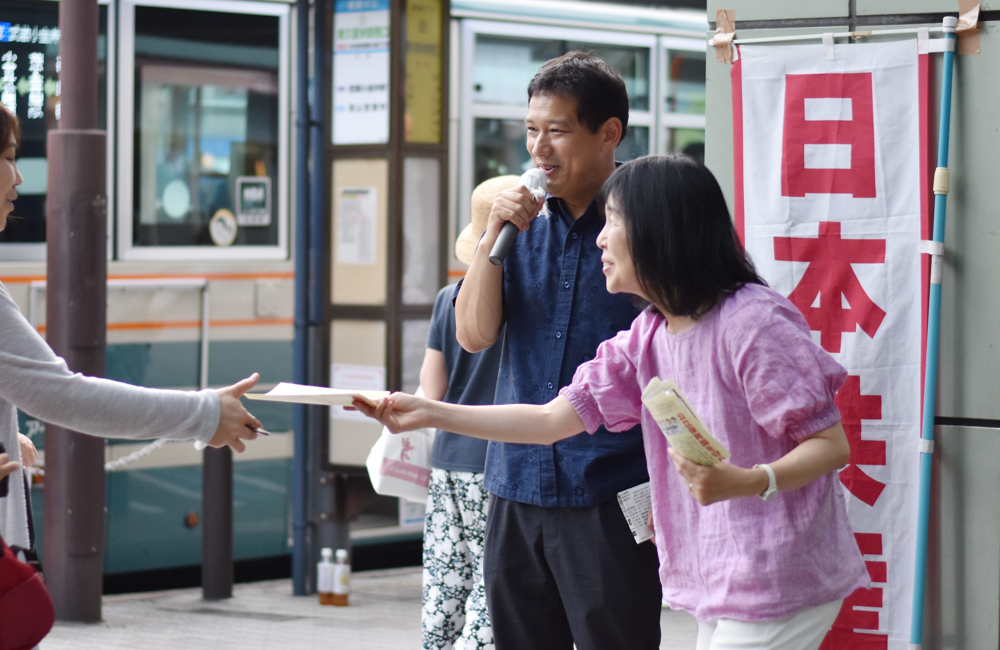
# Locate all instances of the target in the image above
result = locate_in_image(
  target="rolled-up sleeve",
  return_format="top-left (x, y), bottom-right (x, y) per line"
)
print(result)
top-left (730, 298), bottom-right (846, 441)
top-left (560, 327), bottom-right (643, 434)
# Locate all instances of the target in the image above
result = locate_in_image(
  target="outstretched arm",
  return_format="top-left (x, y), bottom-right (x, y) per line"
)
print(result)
top-left (669, 421), bottom-right (850, 506)
top-left (354, 393), bottom-right (586, 446)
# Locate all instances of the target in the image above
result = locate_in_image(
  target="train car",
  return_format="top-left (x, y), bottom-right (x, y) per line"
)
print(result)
top-left (0, 0), bottom-right (707, 578)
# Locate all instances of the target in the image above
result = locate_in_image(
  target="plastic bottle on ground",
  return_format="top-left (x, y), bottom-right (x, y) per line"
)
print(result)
top-left (317, 547), bottom-right (335, 605)
top-left (331, 548), bottom-right (350, 606)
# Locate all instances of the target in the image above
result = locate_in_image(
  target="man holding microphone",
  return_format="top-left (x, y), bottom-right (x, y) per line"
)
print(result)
top-left (455, 52), bottom-right (661, 649)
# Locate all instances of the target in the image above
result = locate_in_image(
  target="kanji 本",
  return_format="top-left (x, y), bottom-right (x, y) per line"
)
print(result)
top-left (774, 221), bottom-right (886, 353)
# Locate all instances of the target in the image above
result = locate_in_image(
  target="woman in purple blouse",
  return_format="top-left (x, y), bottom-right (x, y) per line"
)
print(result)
top-left (356, 155), bottom-right (867, 649)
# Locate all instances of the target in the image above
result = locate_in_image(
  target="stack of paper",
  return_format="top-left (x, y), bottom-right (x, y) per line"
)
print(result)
top-left (245, 382), bottom-right (389, 407)
top-left (641, 377), bottom-right (730, 466)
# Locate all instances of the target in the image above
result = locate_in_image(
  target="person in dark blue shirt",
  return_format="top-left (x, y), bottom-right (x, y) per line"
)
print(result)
top-left (454, 52), bottom-right (661, 650)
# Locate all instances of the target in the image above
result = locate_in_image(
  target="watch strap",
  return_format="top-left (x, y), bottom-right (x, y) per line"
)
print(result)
top-left (753, 463), bottom-right (777, 500)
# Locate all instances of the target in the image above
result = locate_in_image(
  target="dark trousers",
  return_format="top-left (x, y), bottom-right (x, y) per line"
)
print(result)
top-left (483, 495), bottom-right (662, 650)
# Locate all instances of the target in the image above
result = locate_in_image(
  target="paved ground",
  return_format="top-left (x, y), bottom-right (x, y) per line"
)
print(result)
top-left (40, 566), bottom-right (699, 649)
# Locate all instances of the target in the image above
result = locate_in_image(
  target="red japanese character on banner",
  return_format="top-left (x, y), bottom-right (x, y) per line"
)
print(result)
top-left (821, 533), bottom-right (888, 649)
top-left (782, 72), bottom-right (876, 198)
top-left (774, 221), bottom-right (886, 353)
top-left (835, 375), bottom-right (886, 506)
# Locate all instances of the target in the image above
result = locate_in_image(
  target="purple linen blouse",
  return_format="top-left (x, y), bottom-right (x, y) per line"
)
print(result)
top-left (560, 283), bottom-right (868, 622)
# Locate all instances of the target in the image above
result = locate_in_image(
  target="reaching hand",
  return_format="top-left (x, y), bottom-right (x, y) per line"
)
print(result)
top-left (209, 373), bottom-right (263, 452)
top-left (0, 452), bottom-right (19, 481)
top-left (17, 433), bottom-right (37, 468)
top-left (352, 392), bottom-right (430, 433)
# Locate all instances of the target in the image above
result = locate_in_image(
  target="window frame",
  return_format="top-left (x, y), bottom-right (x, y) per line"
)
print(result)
top-left (657, 36), bottom-right (707, 154)
top-left (0, 0), bottom-right (114, 262)
top-left (116, 0), bottom-right (290, 261)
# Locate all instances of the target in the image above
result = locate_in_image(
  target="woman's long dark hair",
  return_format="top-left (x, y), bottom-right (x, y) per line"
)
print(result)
top-left (0, 102), bottom-right (20, 152)
top-left (599, 154), bottom-right (764, 318)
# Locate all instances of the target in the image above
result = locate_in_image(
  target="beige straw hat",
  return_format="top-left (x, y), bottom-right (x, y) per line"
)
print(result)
top-left (454, 175), bottom-right (521, 265)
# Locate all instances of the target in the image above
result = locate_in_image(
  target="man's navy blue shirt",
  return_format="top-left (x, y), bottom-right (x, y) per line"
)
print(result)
top-left (483, 194), bottom-right (648, 507)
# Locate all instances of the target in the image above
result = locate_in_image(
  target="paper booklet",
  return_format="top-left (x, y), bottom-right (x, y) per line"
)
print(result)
top-left (245, 382), bottom-right (390, 407)
top-left (617, 482), bottom-right (654, 544)
top-left (641, 377), bottom-right (730, 467)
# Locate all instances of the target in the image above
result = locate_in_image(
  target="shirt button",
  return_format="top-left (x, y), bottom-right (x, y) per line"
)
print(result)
top-left (575, 487), bottom-right (585, 496)
top-left (547, 382), bottom-right (554, 390)
top-left (563, 282), bottom-right (570, 289)
top-left (555, 331), bottom-right (562, 339)
top-left (571, 233), bottom-right (578, 240)
top-left (512, 484), bottom-right (518, 491)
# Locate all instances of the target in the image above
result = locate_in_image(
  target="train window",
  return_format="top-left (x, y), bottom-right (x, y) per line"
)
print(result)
top-left (472, 34), bottom-right (651, 111)
top-left (0, 0), bottom-right (109, 257)
top-left (659, 44), bottom-right (705, 161)
top-left (119, 2), bottom-right (289, 260)
top-left (664, 127), bottom-right (704, 163)
top-left (664, 49), bottom-right (705, 115)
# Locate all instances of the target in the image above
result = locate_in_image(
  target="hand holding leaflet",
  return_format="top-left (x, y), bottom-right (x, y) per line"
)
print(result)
top-left (641, 377), bottom-right (730, 466)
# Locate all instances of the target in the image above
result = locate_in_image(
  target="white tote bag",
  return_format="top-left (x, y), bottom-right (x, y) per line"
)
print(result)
top-left (365, 388), bottom-right (435, 504)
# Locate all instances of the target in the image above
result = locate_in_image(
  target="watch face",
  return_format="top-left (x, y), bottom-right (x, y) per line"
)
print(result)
top-left (209, 209), bottom-right (238, 247)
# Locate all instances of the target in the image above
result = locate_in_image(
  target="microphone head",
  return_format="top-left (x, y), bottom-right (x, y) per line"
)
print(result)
top-left (520, 168), bottom-right (547, 198)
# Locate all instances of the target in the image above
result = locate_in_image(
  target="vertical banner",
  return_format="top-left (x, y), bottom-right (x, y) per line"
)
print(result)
top-left (733, 39), bottom-right (928, 649)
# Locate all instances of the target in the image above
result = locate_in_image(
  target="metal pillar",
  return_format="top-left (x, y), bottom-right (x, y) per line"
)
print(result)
top-left (291, 0), bottom-right (312, 596)
top-left (202, 447), bottom-right (234, 600)
top-left (42, 0), bottom-right (106, 622)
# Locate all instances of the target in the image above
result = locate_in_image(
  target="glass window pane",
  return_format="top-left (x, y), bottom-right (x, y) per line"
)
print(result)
top-left (0, 1), bottom-right (108, 246)
top-left (132, 7), bottom-right (280, 248)
top-left (664, 49), bottom-right (705, 115)
top-left (403, 157), bottom-right (440, 304)
top-left (664, 127), bottom-right (704, 164)
top-left (473, 35), bottom-right (650, 110)
top-left (474, 118), bottom-right (531, 188)
top-left (402, 318), bottom-right (431, 395)
top-left (474, 118), bottom-right (648, 188)
top-left (617, 126), bottom-right (648, 162)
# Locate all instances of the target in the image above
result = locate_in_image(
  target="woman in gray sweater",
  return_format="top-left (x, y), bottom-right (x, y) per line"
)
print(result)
top-left (1, 102), bottom-right (262, 550)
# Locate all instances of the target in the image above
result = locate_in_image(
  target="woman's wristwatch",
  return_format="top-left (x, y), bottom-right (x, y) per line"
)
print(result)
top-left (753, 463), bottom-right (777, 500)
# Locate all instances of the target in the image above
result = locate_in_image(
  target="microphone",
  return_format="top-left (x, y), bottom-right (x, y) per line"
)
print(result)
top-left (489, 168), bottom-right (547, 266)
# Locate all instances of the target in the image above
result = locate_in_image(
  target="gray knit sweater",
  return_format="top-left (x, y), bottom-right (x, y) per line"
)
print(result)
top-left (0, 281), bottom-right (219, 549)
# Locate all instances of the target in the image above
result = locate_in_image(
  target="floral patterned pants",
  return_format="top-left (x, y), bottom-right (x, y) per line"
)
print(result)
top-left (422, 469), bottom-right (493, 650)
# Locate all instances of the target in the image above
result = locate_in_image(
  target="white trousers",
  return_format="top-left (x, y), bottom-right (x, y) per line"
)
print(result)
top-left (695, 599), bottom-right (843, 650)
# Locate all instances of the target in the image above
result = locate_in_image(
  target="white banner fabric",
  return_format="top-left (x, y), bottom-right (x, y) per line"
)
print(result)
top-left (733, 39), bottom-right (926, 649)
